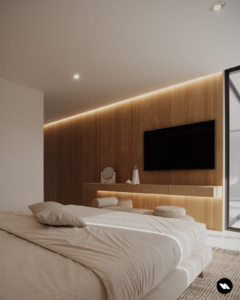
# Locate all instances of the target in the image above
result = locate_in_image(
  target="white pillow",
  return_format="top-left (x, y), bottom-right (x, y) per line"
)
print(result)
top-left (92, 197), bottom-right (118, 208)
top-left (29, 202), bottom-right (86, 227)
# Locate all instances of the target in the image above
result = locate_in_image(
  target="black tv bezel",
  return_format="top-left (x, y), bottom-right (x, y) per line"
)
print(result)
top-left (143, 120), bottom-right (216, 171)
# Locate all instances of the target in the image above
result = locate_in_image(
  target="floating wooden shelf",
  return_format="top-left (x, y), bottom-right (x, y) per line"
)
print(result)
top-left (83, 183), bottom-right (222, 198)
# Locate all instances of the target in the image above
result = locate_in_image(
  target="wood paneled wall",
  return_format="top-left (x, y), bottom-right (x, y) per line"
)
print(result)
top-left (44, 72), bottom-right (223, 230)
top-left (96, 191), bottom-right (223, 231)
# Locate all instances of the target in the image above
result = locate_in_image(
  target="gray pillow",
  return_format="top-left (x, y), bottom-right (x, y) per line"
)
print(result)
top-left (154, 206), bottom-right (186, 218)
top-left (29, 202), bottom-right (86, 227)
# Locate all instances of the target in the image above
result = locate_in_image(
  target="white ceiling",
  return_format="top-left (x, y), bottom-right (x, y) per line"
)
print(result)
top-left (0, 0), bottom-right (240, 124)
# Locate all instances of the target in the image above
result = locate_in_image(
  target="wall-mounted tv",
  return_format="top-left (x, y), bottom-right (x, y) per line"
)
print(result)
top-left (144, 120), bottom-right (215, 171)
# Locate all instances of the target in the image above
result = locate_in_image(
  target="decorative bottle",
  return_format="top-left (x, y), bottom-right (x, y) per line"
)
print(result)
top-left (132, 165), bottom-right (140, 185)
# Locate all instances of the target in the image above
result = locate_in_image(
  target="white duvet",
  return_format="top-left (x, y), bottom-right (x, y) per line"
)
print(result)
top-left (0, 206), bottom-right (207, 300)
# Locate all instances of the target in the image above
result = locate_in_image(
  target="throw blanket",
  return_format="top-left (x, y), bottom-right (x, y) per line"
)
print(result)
top-left (0, 206), bottom-right (207, 300)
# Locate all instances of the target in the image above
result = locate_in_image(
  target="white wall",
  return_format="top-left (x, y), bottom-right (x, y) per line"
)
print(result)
top-left (0, 78), bottom-right (43, 211)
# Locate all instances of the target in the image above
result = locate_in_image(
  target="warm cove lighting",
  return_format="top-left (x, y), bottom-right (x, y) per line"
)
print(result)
top-left (97, 190), bottom-right (171, 199)
top-left (73, 74), bottom-right (80, 79)
top-left (44, 71), bottom-right (222, 127)
top-left (209, 2), bottom-right (226, 12)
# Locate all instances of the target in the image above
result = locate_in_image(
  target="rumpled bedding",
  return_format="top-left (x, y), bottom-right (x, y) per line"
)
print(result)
top-left (0, 206), bottom-right (207, 300)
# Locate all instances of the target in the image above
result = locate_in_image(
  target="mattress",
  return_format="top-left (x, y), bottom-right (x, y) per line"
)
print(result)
top-left (68, 205), bottom-right (207, 263)
top-left (143, 245), bottom-right (212, 300)
top-left (0, 206), bottom-right (209, 300)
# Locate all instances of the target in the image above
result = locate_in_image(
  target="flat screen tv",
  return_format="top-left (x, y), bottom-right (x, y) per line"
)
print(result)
top-left (144, 120), bottom-right (215, 171)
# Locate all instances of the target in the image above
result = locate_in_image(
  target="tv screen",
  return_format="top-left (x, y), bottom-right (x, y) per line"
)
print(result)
top-left (144, 120), bottom-right (215, 171)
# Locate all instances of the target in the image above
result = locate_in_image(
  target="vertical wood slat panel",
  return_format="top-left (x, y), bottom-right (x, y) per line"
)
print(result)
top-left (44, 72), bottom-right (223, 230)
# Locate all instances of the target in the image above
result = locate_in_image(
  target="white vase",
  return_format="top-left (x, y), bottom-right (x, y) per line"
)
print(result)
top-left (132, 165), bottom-right (140, 185)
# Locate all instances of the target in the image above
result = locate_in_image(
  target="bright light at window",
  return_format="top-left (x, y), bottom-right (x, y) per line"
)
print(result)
top-left (73, 74), bottom-right (80, 79)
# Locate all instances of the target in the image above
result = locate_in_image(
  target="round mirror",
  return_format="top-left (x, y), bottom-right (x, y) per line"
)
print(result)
top-left (102, 167), bottom-right (114, 179)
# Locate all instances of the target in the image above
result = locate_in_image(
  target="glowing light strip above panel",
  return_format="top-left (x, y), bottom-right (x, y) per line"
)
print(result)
top-left (98, 191), bottom-right (171, 196)
top-left (96, 190), bottom-right (195, 199)
top-left (44, 71), bottom-right (222, 127)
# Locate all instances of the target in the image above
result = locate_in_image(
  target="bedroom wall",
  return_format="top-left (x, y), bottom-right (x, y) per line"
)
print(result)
top-left (0, 78), bottom-right (43, 211)
top-left (44, 72), bottom-right (223, 230)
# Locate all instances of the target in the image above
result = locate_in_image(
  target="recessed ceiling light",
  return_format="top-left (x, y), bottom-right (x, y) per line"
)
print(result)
top-left (209, 1), bottom-right (226, 13)
top-left (73, 74), bottom-right (80, 79)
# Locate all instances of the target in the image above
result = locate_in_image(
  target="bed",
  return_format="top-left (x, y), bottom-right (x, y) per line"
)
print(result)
top-left (0, 205), bottom-right (212, 300)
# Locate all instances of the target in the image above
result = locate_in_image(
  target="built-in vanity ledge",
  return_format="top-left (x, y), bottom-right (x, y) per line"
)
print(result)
top-left (83, 183), bottom-right (222, 198)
